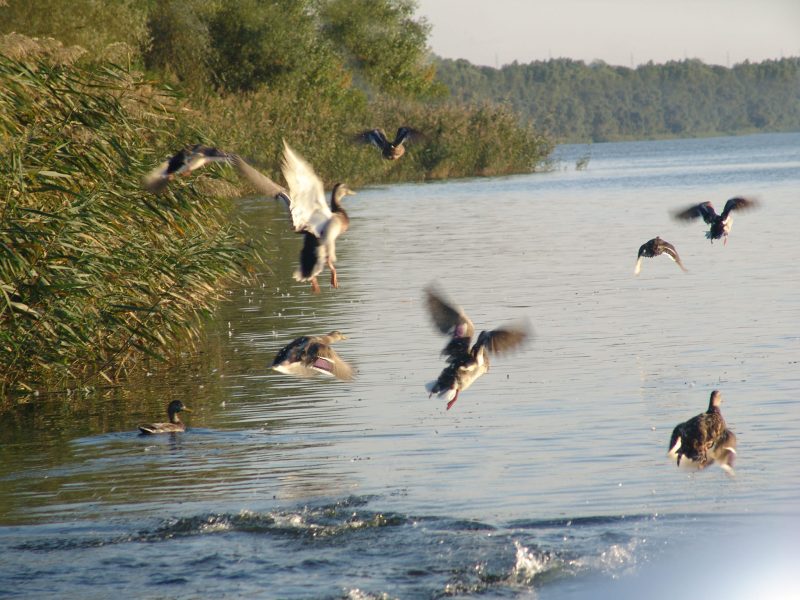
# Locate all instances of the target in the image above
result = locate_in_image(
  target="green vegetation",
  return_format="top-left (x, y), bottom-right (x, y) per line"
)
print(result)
top-left (0, 47), bottom-right (250, 393)
top-left (0, 1), bottom-right (552, 393)
top-left (435, 57), bottom-right (800, 142)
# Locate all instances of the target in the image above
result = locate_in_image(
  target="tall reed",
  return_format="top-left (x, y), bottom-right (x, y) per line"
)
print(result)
top-left (200, 88), bottom-right (554, 189)
top-left (0, 54), bottom-right (252, 393)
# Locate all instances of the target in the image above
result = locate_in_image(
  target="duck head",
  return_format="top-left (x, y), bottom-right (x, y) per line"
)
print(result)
top-left (167, 400), bottom-right (191, 423)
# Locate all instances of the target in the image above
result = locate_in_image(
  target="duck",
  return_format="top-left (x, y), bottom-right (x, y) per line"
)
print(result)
top-left (354, 127), bottom-right (423, 160)
top-left (424, 286), bottom-right (530, 410)
top-left (674, 197), bottom-right (758, 245)
top-left (144, 144), bottom-right (231, 193)
top-left (634, 236), bottom-right (687, 275)
top-left (281, 142), bottom-right (356, 292)
top-left (138, 400), bottom-right (192, 434)
top-left (231, 143), bottom-right (355, 293)
top-left (668, 390), bottom-right (737, 474)
top-left (271, 331), bottom-right (354, 380)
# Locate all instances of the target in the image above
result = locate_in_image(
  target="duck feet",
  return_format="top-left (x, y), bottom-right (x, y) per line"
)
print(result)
top-left (310, 278), bottom-right (321, 294)
top-left (446, 390), bottom-right (460, 411)
top-left (330, 267), bottom-right (339, 289)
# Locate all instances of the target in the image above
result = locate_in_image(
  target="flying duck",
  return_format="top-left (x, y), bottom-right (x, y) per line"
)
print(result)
top-left (271, 331), bottom-right (354, 380)
top-left (138, 400), bottom-right (192, 434)
top-left (674, 197), bottom-right (758, 245)
top-left (354, 127), bottom-right (423, 160)
top-left (144, 144), bottom-right (231, 193)
top-left (231, 144), bottom-right (355, 293)
top-left (634, 237), bottom-right (688, 275)
top-left (668, 390), bottom-right (737, 474)
top-left (424, 286), bottom-right (530, 411)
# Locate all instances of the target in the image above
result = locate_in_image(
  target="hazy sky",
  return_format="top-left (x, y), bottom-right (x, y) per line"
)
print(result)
top-left (414, 0), bottom-right (800, 68)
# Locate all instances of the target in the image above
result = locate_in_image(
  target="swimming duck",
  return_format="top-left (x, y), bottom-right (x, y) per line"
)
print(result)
top-left (144, 144), bottom-right (231, 193)
top-left (634, 236), bottom-right (687, 275)
top-left (271, 331), bottom-right (354, 380)
top-left (668, 390), bottom-right (737, 474)
top-left (231, 144), bottom-right (355, 293)
top-left (674, 197), bottom-right (758, 245)
top-left (354, 127), bottom-right (423, 160)
top-left (138, 400), bottom-right (192, 434)
top-left (424, 286), bottom-right (530, 410)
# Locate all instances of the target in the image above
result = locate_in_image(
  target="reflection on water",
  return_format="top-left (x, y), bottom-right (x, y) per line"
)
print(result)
top-left (1, 132), bottom-right (799, 598)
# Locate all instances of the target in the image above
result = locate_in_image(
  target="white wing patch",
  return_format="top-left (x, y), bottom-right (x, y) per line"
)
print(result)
top-left (281, 141), bottom-right (331, 233)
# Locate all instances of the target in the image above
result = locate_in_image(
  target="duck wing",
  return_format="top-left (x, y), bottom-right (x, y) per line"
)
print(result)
top-left (720, 196), bottom-right (757, 219)
top-left (184, 145), bottom-right (230, 170)
top-left (144, 145), bottom-right (231, 193)
top-left (674, 201), bottom-right (717, 223)
top-left (424, 286), bottom-right (475, 359)
top-left (138, 422), bottom-right (184, 435)
top-left (281, 141), bottom-right (331, 236)
top-left (392, 127), bottom-right (423, 147)
top-left (355, 128), bottom-right (390, 150)
top-left (271, 336), bottom-right (310, 367)
top-left (657, 239), bottom-right (688, 272)
top-left (473, 322), bottom-right (530, 356)
top-left (229, 153), bottom-right (287, 199)
top-left (309, 343), bottom-right (355, 381)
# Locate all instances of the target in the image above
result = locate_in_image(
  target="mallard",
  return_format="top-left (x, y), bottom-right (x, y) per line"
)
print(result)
top-left (231, 143), bottom-right (355, 293)
top-left (354, 127), bottom-right (423, 160)
top-left (138, 400), bottom-right (192, 434)
top-left (271, 331), bottom-right (354, 380)
top-left (634, 236), bottom-right (687, 275)
top-left (144, 144), bottom-right (231, 193)
top-left (281, 142), bottom-right (355, 292)
top-left (674, 197), bottom-right (758, 245)
top-left (668, 390), bottom-right (737, 473)
top-left (424, 286), bottom-right (530, 410)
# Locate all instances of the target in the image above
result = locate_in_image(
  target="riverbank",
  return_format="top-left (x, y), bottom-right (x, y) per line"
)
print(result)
top-left (0, 36), bottom-right (553, 394)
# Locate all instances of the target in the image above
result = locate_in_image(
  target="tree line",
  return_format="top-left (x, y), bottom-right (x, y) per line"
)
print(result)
top-left (435, 56), bottom-right (800, 143)
top-left (0, 0), bottom-right (552, 186)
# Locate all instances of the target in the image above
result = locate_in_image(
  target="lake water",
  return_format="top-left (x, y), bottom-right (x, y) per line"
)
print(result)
top-left (1, 132), bottom-right (799, 599)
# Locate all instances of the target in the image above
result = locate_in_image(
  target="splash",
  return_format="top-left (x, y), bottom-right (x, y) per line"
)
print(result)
top-left (345, 588), bottom-right (396, 600)
top-left (510, 540), bottom-right (552, 585)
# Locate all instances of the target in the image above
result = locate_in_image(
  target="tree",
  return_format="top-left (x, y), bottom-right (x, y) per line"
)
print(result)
top-left (318, 0), bottom-right (445, 99)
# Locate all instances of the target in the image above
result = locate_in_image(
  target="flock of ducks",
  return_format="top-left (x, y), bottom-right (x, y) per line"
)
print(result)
top-left (137, 135), bottom-right (753, 476)
top-left (635, 196), bottom-right (758, 275)
top-left (632, 194), bottom-right (758, 473)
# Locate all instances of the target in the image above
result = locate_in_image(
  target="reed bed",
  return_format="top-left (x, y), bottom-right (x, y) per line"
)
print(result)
top-left (0, 55), bottom-right (252, 393)
top-left (200, 87), bottom-right (554, 188)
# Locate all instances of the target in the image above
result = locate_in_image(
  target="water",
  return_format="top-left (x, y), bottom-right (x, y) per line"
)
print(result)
top-left (1, 132), bottom-right (800, 598)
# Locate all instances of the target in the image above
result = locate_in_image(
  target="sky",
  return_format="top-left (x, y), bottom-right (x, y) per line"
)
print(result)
top-left (414, 0), bottom-right (800, 68)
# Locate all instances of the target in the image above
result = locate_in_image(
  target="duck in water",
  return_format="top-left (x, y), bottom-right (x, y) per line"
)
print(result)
top-left (138, 400), bottom-right (192, 434)
top-left (271, 331), bottom-right (354, 381)
top-left (668, 390), bottom-right (737, 474)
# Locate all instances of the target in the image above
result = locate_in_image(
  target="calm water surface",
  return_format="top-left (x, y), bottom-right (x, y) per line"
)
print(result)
top-left (1, 132), bottom-right (799, 598)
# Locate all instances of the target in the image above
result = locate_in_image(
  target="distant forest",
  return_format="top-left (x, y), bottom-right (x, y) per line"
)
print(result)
top-left (435, 57), bottom-right (800, 143)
